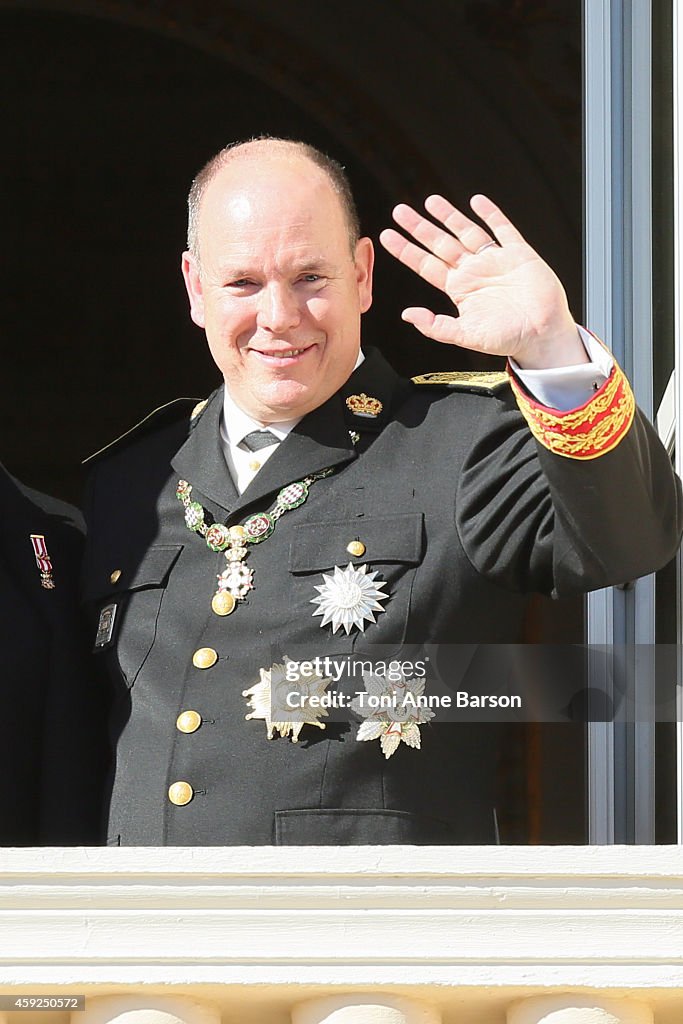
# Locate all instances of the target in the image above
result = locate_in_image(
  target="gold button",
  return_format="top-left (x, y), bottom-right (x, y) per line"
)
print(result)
top-left (110, 569), bottom-right (122, 584)
top-left (229, 525), bottom-right (247, 542)
top-left (168, 781), bottom-right (194, 806)
top-left (212, 591), bottom-right (236, 616)
top-left (176, 710), bottom-right (202, 734)
top-left (249, 460), bottom-right (261, 471)
top-left (347, 540), bottom-right (366, 557)
top-left (192, 647), bottom-right (218, 669)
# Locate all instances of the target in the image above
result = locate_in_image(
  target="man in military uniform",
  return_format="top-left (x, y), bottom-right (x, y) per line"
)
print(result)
top-left (83, 138), bottom-right (681, 846)
top-left (1, 466), bottom-right (105, 844)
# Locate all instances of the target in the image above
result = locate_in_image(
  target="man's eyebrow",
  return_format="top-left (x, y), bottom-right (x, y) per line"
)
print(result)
top-left (219, 258), bottom-right (334, 278)
top-left (290, 257), bottom-right (334, 272)
top-left (221, 268), bottom-right (256, 280)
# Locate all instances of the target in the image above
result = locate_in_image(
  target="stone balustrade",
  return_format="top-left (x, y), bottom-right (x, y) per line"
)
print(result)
top-left (0, 847), bottom-right (682, 1024)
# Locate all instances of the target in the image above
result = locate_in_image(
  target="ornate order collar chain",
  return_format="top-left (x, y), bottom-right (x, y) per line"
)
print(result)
top-left (176, 434), bottom-right (358, 617)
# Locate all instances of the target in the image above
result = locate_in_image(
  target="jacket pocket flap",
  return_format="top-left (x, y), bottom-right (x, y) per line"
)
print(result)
top-left (274, 808), bottom-right (456, 845)
top-left (288, 514), bottom-right (424, 573)
top-left (83, 543), bottom-right (183, 603)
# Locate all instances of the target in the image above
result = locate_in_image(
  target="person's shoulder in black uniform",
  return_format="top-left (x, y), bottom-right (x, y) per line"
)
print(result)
top-left (0, 464), bottom-right (108, 845)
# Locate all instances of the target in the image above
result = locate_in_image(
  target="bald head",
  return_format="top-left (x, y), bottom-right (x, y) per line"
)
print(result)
top-left (180, 134), bottom-right (374, 423)
top-left (187, 138), bottom-right (360, 266)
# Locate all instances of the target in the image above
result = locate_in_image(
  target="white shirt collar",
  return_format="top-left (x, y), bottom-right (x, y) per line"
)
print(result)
top-left (221, 389), bottom-right (299, 447)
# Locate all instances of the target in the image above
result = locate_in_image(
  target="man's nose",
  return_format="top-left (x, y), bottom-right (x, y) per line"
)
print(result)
top-left (256, 283), bottom-right (301, 332)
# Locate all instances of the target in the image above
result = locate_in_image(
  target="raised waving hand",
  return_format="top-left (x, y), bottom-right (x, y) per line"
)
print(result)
top-left (379, 194), bottom-right (586, 369)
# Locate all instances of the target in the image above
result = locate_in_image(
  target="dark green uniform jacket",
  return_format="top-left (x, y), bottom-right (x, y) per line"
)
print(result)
top-left (82, 350), bottom-right (682, 846)
top-left (0, 466), bottom-right (105, 844)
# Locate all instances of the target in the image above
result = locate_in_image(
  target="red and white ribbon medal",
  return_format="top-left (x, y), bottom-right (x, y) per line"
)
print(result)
top-left (30, 534), bottom-right (55, 589)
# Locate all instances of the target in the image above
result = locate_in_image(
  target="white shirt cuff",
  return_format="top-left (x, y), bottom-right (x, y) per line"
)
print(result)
top-left (509, 327), bottom-right (614, 411)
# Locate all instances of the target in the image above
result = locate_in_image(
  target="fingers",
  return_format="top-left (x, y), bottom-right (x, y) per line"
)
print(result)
top-left (381, 194), bottom-right (526, 268)
top-left (379, 195), bottom-right (509, 290)
top-left (379, 228), bottom-right (450, 292)
top-left (425, 193), bottom-right (526, 248)
top-left (401, 307), bottom-right (465, 347)
top-left (468, 194), bottom-right (527, 246)
top-left (423, 195), bottom-right (494, 254)
top-left (382, 198), bottom-right (497, 269)
top-left (380, 192), bottom-right (531, 322)
top-left (391, 203), bottom-right (468, 265)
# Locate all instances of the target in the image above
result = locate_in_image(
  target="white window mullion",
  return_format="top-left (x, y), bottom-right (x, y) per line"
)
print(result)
top-left (585, 0), bottom-right (655, 844)
top-left (584, 0), bottom-right (618, 847)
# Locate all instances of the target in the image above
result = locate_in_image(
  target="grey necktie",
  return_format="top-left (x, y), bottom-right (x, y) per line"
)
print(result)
top-left (241, 430), bottom-right (280, 452)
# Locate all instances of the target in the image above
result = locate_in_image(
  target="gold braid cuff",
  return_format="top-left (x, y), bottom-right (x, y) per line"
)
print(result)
top-left (508, 359), bottom-right (636, 460)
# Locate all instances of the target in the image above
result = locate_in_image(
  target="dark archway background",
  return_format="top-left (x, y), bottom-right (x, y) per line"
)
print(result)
top-left (1, 0), bottom-right (584, 842)
top-left (2, 0), bottom-right (581, 497)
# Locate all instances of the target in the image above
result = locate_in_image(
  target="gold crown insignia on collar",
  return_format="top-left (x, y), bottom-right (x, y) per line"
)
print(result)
top-left (345, 393), bottom-right (383, 417)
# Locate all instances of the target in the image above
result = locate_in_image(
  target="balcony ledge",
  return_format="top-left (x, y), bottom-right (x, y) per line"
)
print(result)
top-left (1, 846), bottom-right (682, 1023)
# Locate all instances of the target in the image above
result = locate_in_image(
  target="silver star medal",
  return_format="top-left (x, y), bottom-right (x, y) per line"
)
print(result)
top-left (243, 656), bottom-right (332, 742)
top-left (352, 670), bottom-right (435, 759)
top-left (311, 562), bottom-right (388, 634)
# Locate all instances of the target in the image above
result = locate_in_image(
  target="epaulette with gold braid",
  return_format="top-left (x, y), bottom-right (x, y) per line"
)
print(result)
top-left (412, 370), bottom-right (510, 395)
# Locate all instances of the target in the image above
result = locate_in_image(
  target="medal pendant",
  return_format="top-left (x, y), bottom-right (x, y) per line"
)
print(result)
top-left (178, 469), bottom-right (340, 620)
top-left (30, 534), bottom-right (56, 590)
top-left (217, 560), bottom-right (254, 599)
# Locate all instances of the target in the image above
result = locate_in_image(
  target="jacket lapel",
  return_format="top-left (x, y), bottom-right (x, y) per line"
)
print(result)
top-left (171, 389), bottom-right (239, 517)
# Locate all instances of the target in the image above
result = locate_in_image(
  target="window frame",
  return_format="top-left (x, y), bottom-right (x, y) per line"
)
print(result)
top-left (584, 0), bottom-right (661, 843)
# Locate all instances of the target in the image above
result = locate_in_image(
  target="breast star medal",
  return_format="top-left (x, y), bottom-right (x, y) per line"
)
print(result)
top-left (243, 657), bottom-right (332, 742)
top-left (29, 534), bottom-right (55, 589)
top-left (351, 670), bottom-right (435, 759)
top-left (311, 562), bottom-right (388, 635)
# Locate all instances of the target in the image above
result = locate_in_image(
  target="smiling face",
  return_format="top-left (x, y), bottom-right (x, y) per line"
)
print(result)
top-left (181, 154), bottom-right (374, 423)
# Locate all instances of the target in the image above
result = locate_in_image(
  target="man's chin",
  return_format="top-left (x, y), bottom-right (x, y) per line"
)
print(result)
top-left (248, 381), bottom-right (323, 423)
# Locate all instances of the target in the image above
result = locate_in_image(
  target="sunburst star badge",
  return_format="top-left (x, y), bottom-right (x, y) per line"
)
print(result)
top-left (311, 562), bottom-right (389, 635)
top-left (351, 670), bottom-right (435, 759)
top-left (243, 657), bottom-right (332, 742)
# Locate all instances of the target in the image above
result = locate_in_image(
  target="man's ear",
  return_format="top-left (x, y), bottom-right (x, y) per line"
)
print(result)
top-left (355, 237), bottom-right (374, 314)
top-left (181, 252), bottom-right (206, 328)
